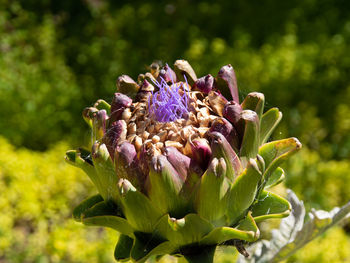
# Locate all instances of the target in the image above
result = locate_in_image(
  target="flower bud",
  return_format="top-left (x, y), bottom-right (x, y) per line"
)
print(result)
top-left (115, 142), bottom-right (143, 189)
top-left (193, 74), bottom-right (214, 94)
top-left (144, 72), bottom-right (157, 87)
top-left (82, 107), bottom-right (98, 127)
top-left (241, 92), bottom-right (265, 119)
top-left (239, 110), bottom-right (259, 163)
top-left (157, 64), bottom-right (177, 83)
top-left (164, 146), bottom-right (203, 199)
top-left (164, 146), bottom-right (191, 181)
top-left (135, 80), bottom-right (154, 102)
top-left (223, 100), bottom-right (242, 127)
top-left (190, 138), bottom-right (212, 170)
top-left (116, 75), bottom-right (139, 98)
top-left (208, 90), bottom-right (228, 117)
top-left (93, 99), bottom-right (111, 113)
top-left (102, 120), bottom-right (127, 159)
top-left (174, 59), bottom-right (197, 86)
top-left (215, 64), bottom-right (239, 103)
top-left (110, 93), bottom-right (132, 123)
top-left (92, 110), bottom-right (108, 141)
top-left (195, 157), bottom-right (229, 224)
top-left (146, 155), bottom-right (186, 216)
top-left (209, 131), bottom-right (242, 182)
top-left (150, 62), bottom-right (160, 78)
top-left (209, 117), bottom-right (239, 151)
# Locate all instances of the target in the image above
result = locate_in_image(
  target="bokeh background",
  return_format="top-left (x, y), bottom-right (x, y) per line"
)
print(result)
top-left (1, 0), bottom-right (350, 262)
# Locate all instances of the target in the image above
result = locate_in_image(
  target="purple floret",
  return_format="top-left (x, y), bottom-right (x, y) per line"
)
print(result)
top-left (148, 76), bottom-right (190, 122)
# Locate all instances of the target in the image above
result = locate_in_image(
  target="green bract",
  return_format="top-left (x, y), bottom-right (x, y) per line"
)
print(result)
top-left (65, 60), bottom-right (301, 263)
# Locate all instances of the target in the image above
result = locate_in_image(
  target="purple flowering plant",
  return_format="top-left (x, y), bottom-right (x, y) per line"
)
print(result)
top-left (65, 60), bottom-right (303, 263)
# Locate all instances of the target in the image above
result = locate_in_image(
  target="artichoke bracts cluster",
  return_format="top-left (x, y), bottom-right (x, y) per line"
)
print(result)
top-left (65, 60), bottom-right (302, 263)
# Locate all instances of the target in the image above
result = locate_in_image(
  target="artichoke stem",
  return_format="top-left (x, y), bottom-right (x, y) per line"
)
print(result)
top-left (181, 245), bottom-right (216, 263)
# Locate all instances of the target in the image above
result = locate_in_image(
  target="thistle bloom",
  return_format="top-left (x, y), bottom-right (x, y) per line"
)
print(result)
top-left (66, 60), bottom-right (301, 263)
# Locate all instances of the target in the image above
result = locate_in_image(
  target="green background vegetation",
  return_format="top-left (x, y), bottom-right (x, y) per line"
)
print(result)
top-left (0, 0), bottom-right (349, 262)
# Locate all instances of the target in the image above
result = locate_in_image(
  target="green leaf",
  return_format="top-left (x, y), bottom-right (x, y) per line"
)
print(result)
top-left (227, 159), bottom-right (262, 225)
top-left (81, 200), bottom-right (134, 237)
top-left (259, 108), bottom-right (282, 145)
top-left (236, 212), bottom-right (259, 238)
top-left (130, 233), bottom-right (177, 263)
top-left (210, 132), bottom-right (242, 182)
top-left (92, 143), bottom-right (120, 203)
top-left (114, 234), bottom-right (134, 261)
top-left (251, 191), bottom-right (291, 223)
top-left (65, 149), bottom-right (103, 194)
top-left (182, 245), bottom-right (216, 263)
top-left (83, 216), bottom-right (134, 237)
top-left (119, 179), bottom-right (163, 233)
top-left (200, 227), bottom-right (256, 245)
top-left (155, 213), bottom-right (213, 246)
top-left (82, 200), bottom-right (118, 218)
top-left (195, 158), bottom-right (230, 224)
top-left (258, 138), bottom-right (301, 196)
top-left (265, 167), bottom-right (285, 188)
top-left (146, 155), bottom-right (187, 217)
top-left (73, 194), bottom-right (104, 222)
top-left (94, 99), bottom-right (111, 114)
top-left (241, 92), bottom-right (265, 120)
top-left (239, 110), bottom-right (260, 165)
top-left (259, 138), bottom-right (301, 168)
top-left (200, 213), bottom-right (259, 245)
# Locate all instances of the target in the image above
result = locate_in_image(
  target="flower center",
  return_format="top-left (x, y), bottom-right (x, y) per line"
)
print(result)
top-left (148, 77), bottom-right (190, 122)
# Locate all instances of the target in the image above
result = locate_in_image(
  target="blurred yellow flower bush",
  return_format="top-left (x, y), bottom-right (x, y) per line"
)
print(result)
top-left (0, 137), bottom-right (117, 262)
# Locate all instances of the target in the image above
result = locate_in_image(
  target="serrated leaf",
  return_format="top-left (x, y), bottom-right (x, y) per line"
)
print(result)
top-left (238, 190), bottom-right (350, 263)
top-left (251, 191), bottom-right (291, 223)
top-left (259, 108), bottom-right (282, 145)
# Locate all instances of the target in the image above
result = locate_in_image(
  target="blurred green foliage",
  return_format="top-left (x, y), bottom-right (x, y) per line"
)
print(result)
top-left (0, 0), bottom-right (349, 262)
top-left (1, 0), bottom-right (350, 157)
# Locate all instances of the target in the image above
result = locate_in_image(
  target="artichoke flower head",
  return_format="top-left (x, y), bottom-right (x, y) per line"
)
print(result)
top-left (66, 60), bottom-right (301, 263)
